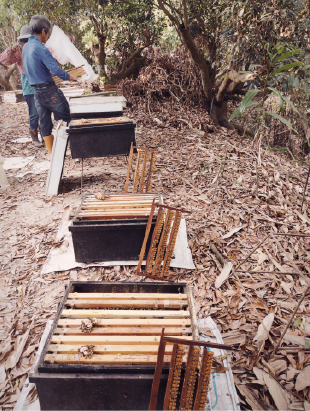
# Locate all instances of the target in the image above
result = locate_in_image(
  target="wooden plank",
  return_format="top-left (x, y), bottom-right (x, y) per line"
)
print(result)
top-left (77, 215), bottom-right (152, 221)
top-left (82, 200), bottom-right (155, 206)
top-left (137, 200), bottom-right (156, 273)
top-left (45, 353), bottom-right (172, 365)
top-left (78, 211), bottom-right (154, 217)
top-left (61, 309), bottom-right (190, 318)
top-left (47, 344), bottom-right (174, 355)
top-left (45, 123), bottom-right (68, 196)
top-left (51, 335), bottom-right (193, 345)
top-left (85, 194), bottom-right (156, 201)
top-left (67, 293), bottom-right (188, 300)
top-left (65, 299), bottom-right (188, 309)
top-left (57, 318), bottom-right (192, 327)
top-left (54, 326), bottom-right (191, 336)
top-left (81, 204), bottom-right (153, 209)
top-left (77, 214), bottom-right (154, 221)
top-left (124, 142), bottom-right (134, 193)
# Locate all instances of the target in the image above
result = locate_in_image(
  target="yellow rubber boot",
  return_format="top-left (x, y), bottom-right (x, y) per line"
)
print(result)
top-left (43, 134), bottom-right (54, 153)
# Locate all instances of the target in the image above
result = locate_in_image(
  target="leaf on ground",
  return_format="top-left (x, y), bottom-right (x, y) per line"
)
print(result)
top-left (295, 366), bottom-right (310, 391)
top-left (263, 371), bottom-right (290, 411)
top-left (253, 313), bottom-right (275, 347)
top-left (5, 328), bottom-right (31, 370)
top-left (222, 225), bottom-right (245, 239)
top-left (234, 376), bottom-right (268, 410)
top-left (215, 262), bottom-right (233, 288)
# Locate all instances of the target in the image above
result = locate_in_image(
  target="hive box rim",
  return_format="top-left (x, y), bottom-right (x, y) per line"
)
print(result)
top-left (68, 122), bottom-right (136, 134)
top-left (70, 111), bottom-right (123, 119)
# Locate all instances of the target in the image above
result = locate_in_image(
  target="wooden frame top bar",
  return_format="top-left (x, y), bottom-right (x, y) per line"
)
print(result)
top-left (162, 336), bottom-right (234, 351)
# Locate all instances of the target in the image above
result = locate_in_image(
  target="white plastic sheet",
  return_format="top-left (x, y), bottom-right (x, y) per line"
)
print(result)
top-left (198, 317), bottom-right (240, 411)
top-left (3, 156), bottom-right (35, 170)
top-left (46, 26), bottom-right (98, 83)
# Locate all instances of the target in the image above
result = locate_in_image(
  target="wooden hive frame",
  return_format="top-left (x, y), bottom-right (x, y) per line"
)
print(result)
top-left (52, 65), bottom-right (86, 85)
top-left (148, 330), bottom-right (234, 411)
top-left (74, 193), bottom-right (161, 221)
top-left (136, 202), bottom-right (191, 282)
top-left (37, 282), bottom-right (200, 371)
top-left (124, 143), bottom-right (157, 194)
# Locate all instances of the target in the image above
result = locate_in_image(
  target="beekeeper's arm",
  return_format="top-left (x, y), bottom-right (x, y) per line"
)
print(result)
top-left (42, 47), bottom-right (77, 81)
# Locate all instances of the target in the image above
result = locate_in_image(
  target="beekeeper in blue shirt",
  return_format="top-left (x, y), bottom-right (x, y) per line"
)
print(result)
top-left (22, 14), bottom-right (78, 152)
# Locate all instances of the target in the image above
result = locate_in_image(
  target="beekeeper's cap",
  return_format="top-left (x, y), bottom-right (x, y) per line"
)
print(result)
top-left (17, 26), bottom-right (32, 40)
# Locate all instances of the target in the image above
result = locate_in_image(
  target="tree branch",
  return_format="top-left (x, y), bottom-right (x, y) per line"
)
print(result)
top-left (156, 0), bottom-right (180, 26)
top-left (181, 0), bottom-right (190, 28)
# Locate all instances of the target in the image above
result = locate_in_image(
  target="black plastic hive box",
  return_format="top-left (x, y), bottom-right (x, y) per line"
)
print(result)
top-left (68, 193), bottom-right (162, 263)
top-left (68, 122), bottom-right (136, 159)
top-left (69, 218), bottom-right (156, 262)
top-left (29, 281), bottom-right (197, 410)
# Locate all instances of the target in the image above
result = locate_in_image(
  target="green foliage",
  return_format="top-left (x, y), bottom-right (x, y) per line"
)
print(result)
top-left (267, 111), bottom-right (296, 132)
top-left (229, 45), bottom-right (301, 134)
top-left (229, 89), bottom-right (259, 120)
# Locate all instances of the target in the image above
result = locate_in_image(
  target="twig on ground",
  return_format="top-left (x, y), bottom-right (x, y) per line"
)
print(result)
top-left (273, 285), bottom-right (310, 355)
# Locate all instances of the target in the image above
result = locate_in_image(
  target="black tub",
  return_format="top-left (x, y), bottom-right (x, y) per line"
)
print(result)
top-left (68, 121), bottom-right (136, 159)
top-left (29, 281), bottom-right (197, 410)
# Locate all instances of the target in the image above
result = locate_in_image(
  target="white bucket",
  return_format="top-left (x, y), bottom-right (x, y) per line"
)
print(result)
top-left (46, 26), bottom-right (98, 83)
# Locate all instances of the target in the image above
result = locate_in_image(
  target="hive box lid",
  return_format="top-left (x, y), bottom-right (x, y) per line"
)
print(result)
top-left (69, 95), bottom-right (127, 108)
top-left (70, 102), bottom-right (123, 114)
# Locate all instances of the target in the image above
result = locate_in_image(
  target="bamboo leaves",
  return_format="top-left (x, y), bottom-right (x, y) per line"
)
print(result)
top-left (267, 112), bottom-right (297, 132)
top-left (229, 89), bottom-right (259, 121)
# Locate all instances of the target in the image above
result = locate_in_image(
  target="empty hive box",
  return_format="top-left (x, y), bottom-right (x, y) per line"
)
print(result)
top-left (68, 117), bottom-right (136, 159)
top-left (69, 193), bottom-right (162, 262)
top-left (29, 281), bottom-right (198, 410)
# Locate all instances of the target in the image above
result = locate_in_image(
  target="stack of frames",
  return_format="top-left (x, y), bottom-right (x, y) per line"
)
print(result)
top-left (124, 144), bottom-right (157, 194)
top-left (52, 65), bottom-right (86, 85)
top-left (73, 193), bottom-right (160, 220)
top-left (137, 202), bottom-right (191, 281)
top-left (149, 331), bottom-right (234, 411)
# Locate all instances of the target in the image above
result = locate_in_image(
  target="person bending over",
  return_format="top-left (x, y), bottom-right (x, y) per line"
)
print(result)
top-left (0, 26), bottom-right (44, 147)
top-left (22, 14), bottom-right (77, 151)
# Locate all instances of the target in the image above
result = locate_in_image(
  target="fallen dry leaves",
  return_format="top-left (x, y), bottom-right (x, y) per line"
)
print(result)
top-left (0, 94), bottom-right (310, 411)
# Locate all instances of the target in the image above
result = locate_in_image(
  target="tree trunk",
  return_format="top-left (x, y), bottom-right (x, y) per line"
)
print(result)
top-left (90, 15), bottom-right (107, 78)
top-left (109, 56), bottom-right (147, 85)
top-left (93, 36), bottom-right (106, 78)
top-left (156, 0), bottom-right (255, 132)
top-left (0, 63), bottom-right (17, 91)
top-left (0, 73), bottom-right (13, 91)
top-left (178, 27), bottom-right (213, 103)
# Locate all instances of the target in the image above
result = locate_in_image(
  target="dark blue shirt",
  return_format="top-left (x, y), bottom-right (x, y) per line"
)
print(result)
top-left (22, 36), bottom-right (70, 85)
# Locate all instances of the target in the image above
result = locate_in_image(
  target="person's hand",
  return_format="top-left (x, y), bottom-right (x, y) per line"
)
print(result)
top-left (69, 74), bottom-right (78, 81)
top-left (12, 44), bottom-right (22, 53)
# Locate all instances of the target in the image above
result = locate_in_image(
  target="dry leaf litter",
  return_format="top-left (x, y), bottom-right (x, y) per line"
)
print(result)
top-left (0, 96), bottom-right (310, 411)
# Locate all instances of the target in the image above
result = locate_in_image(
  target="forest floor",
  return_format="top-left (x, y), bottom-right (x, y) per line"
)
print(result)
top-left (1, 101), bottom-right (310, 410)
